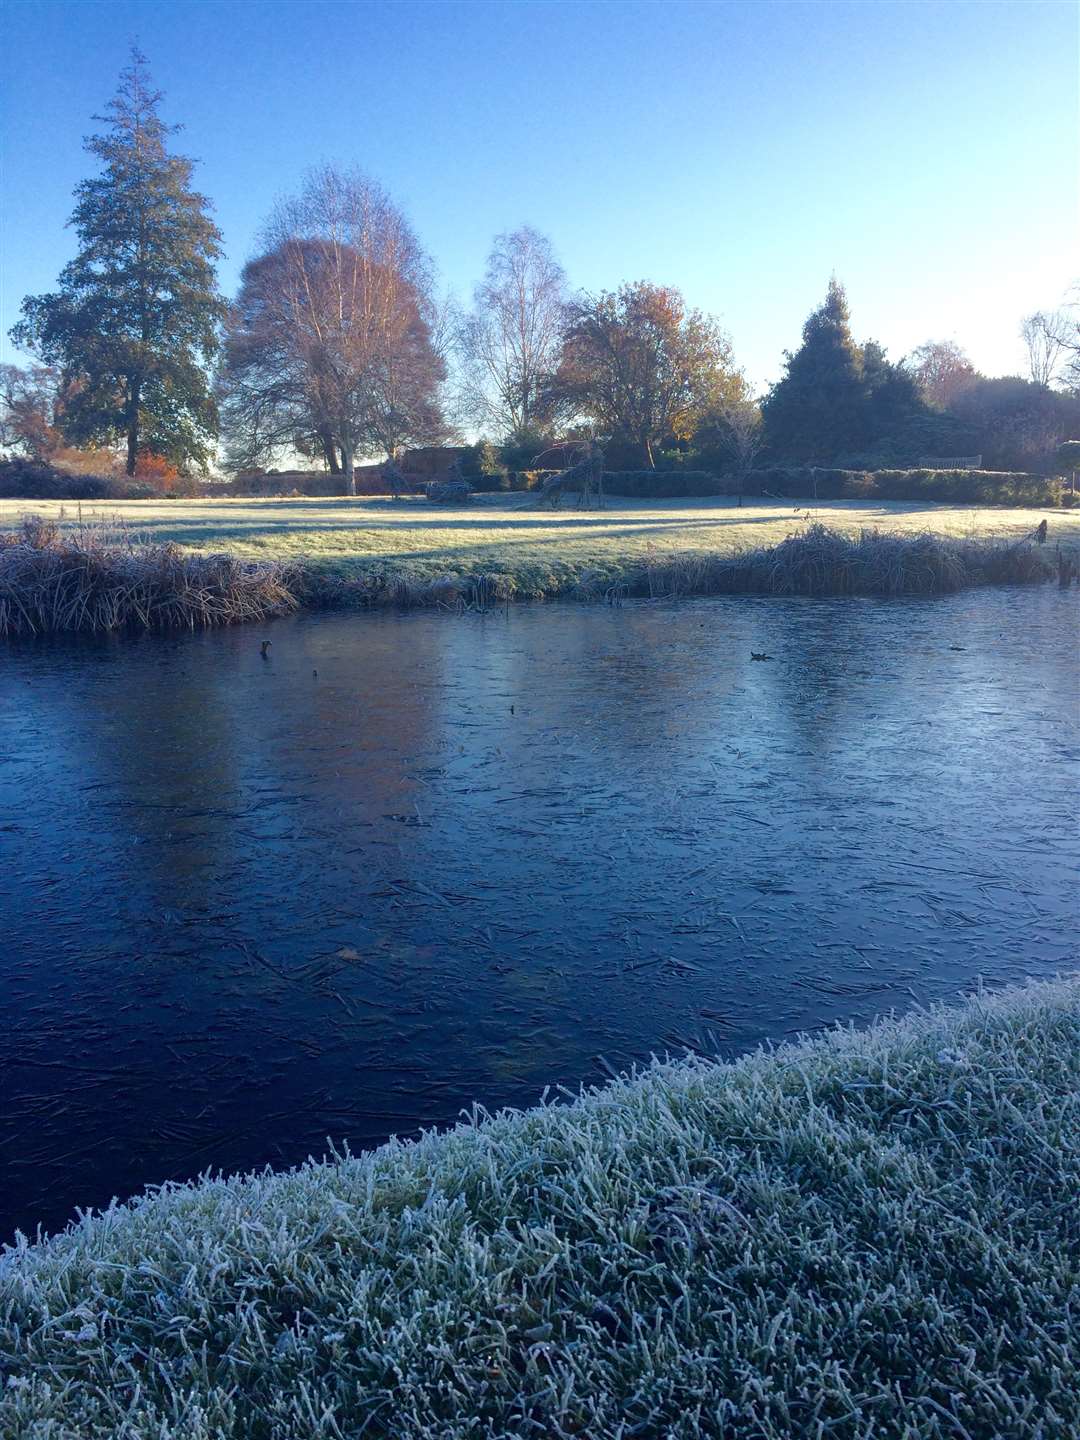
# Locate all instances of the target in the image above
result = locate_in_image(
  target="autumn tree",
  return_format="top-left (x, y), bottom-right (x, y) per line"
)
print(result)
top-left (907, 339), bottom-right (978, 409)
top-left (457, 227), bottom-right (567, 441)
top-left (217, 244), bottom-right (335, 474)
top-left (9, 48), bottom-right (224, 474)
top-left (552, 282), bottom-right (741, 467)
top-left (0, 364), bottom-right (66, 458)
top-left (219, 166), bottom-right (446, 492)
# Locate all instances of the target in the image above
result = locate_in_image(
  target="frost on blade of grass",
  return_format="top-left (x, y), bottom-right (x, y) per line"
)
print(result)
top-left (2, 977), bottom-right (1079, 1438)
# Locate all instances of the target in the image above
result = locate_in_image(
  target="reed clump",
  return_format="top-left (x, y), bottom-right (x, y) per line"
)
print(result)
top-left (309, 527), bottom-right (1052, 614)
top-left (0, 516), bottom-right (298, 636)
top-left (301, 566), bottom-right (517, 611)
top-left (627, 522), bottom-right (1053, 600)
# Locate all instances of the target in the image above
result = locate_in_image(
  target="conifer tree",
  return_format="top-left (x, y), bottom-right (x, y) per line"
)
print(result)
top-left (761, 279), bottom-right (866, 461)
top-left (10, 48), bottom-right (225, 473)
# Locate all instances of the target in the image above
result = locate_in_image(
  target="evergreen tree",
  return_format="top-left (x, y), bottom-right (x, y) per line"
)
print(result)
top-left (10, 48), bottom-right (224, 473)
top-left (861, 340), bottom-right (924, 444)
top-left (761, 279), bottom-right (866, 461)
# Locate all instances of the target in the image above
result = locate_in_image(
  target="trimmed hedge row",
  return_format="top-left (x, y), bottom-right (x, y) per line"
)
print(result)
top-left (522, 466), bottom-right (1063, 506)
top-left (743, 466), bottom-right (1065, 506)
top-left (598, 471), bottom-right (725, 498)
top-left (0, 459), bottom-right (156, 501)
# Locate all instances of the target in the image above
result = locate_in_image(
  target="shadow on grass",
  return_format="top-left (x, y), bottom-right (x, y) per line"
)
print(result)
top-left (92, 513), bottom-right (814, 549)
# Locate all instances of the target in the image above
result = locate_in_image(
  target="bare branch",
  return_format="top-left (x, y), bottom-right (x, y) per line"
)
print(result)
top-left (456, 227), bottom-right (567, 440)
top-left (219, 166), bottom-right (446, 491)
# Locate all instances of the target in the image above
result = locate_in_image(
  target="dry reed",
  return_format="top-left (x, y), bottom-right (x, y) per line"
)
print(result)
top-left (308, 525), bottom-right (1053, 613)
top-left (628, 523), bottom-right (1053, 601)
top-left (0, 516), bottom-right (298, 636)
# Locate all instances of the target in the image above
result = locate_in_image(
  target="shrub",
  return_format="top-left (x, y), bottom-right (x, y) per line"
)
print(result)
top-left (743, 466), bottom-right (1063, 507)
top-left (123, 451), bottom-right (202, 498)
top-left (132, 450), bottom-right (179, 487)
top-left (0, 458), bottom-right (155, 501)
top-left (502, 469), bottom-right (553, 491)
top-left (601, 470), bottom-right (724, 498)
top-left (837, 470), bottom-right (879, 498)
top-left (48, 446), bottom-right (126, 477)
top-left (873, 468), bottom-right (1061, 505)
top-left (461, 439), bottom-right (509, 492)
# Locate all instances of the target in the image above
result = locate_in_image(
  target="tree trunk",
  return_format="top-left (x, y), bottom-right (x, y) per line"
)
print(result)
top-left (320, 429), bottom-right (341, 475)
top-left (642, 434), bottom-right (655, 469)
top-left (125, 379), bottom-right (141, 476)
top-left (341, 437), bottom-right (356, 496)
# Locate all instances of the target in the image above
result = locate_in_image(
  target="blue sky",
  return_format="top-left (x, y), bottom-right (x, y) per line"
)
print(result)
top-left (2, 0), bottom-right (1076, 391)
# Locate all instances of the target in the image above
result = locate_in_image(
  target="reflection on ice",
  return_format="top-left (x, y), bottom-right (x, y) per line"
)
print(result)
top-left (1, 587), bottom-right (1076, 1238)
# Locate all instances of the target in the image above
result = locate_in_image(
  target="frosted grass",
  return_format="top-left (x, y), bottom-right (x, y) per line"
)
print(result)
top-left (2, 977), bottom-right (1078, 1438)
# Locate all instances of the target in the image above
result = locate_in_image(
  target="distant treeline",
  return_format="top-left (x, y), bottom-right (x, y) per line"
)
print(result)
top-left (3, 48), bottom-right (1079, 493)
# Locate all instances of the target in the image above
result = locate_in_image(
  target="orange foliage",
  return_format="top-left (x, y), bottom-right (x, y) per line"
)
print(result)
top-left (52, 445), bottom-right (123, 477)
top-left (133, 450), bottom-right (180, 488)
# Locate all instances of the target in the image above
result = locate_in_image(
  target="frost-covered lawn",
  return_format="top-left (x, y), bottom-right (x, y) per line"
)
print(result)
top-left (1, 493), bottom-right (1074, 596)
top-left (2, 977), bottom-right (1078, 1439)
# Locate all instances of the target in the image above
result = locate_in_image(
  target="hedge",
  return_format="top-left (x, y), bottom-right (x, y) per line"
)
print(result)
top-left (601, 470), bottom-right (725, 498)
top-left (744, 466), bottom-right (1064, 506)
top-left (0, 459), bottom-right (156, 501)
top-left (522, 467), bottom-right (1063, 506)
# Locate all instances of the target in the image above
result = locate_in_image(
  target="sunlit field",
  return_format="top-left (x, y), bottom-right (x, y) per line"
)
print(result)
top-left (2, 494), bottom-right (1075, 595)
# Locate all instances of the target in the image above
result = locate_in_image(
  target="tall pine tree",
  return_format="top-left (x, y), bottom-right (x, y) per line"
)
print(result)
top-left (11, 48), bottom-right (224, 473)
top-left (761, 279), bottom-right (866, 462)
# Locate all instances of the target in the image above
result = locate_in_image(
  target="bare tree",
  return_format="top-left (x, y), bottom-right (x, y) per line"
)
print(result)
top-left (1059, 287), bottom-right (1080, 391)
top-left (363, 315), bottom-right (451, 460)
top-left (1021, 311), bottom-right (1069, 388)
top-left (219, 166), bottom-right (445, 492)
top-left (907, 339), bottom-right (977, 409)
top-left (457, 227), bottom-right (567, 439)
top-left (714, 394), bottom-right (763, 475)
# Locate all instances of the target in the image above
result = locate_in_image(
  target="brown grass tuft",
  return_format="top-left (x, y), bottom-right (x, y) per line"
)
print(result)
top-left (0, 517), bottom-right (298, 636)
top-left (631, 523), bottom-right (1053, 600)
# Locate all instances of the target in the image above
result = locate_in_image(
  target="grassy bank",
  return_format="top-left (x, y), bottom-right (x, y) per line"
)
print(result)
top-left (1, 493), bottom-right (1075, 595)
top-left (0, 508), bottom-right (1063, 634)
top-left (2, 977), bottom-right (1077, 1438)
